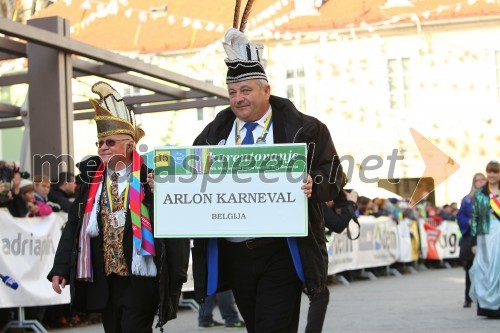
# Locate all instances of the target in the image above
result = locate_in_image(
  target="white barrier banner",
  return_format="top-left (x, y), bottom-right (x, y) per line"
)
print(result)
top-left (418, 218), bottom-right (431, 259)
top-left (398, 218), bottom-right (413, 263)
top-left (418, 219), bottom-right (460, 260)
top-left (327, 228), bottom-right (356, 275)
top-left (0, 210), bottom-right (70, 308)
top-left (437, 220), bottom-right (461, 260)
top-left (328, 216), bottom-right (399, 275)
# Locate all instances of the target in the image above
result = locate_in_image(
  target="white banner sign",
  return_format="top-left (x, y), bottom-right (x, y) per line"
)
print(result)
top-left (398, 218), bottom-right (413, 263)
top-left (0, 210), bottom-right (70, 308)
top-left (154, 144), bottom-right (308, 238)
top-left (327, 216), bottom-right (399, 275)
top-left (437, 220), bottom-right (461, 259)
top-left (418, 219), bottom-right (460, 260)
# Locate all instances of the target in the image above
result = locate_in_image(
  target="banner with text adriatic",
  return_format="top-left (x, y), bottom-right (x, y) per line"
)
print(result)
top-left (0, 210), bottom-right (70, 308)
top-left (153, 144), bottom-right (308, 238)
top-left (327, 216), bottom-right (400, 275)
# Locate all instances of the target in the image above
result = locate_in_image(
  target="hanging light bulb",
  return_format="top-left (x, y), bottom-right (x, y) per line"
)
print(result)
top-left (192, 20), bottom-right (202, 29)
top-left (124, 8), bottom-right (133, 19)
top-left (81, 0), bottom-right (92, 11)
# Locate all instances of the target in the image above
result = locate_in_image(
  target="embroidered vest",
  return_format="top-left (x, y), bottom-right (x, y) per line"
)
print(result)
top-left (101, 180), bottom-right (129, 276)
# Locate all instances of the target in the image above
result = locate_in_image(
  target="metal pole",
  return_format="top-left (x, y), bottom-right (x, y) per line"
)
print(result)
top-left (3, 306), bottom-right (48, 333)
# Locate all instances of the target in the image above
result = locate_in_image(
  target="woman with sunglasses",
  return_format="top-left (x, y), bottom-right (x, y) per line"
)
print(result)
top-left (469, 161), bottom-right (500, 318)
top-left (457, 172), bottom-right (486, 308)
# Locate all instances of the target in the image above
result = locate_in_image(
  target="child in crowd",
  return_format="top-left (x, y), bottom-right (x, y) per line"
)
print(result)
top-left (10, 179), bottom-right (53, 217)
top-left (34, 175), bottom-right (61, 212)
top-left (23, 179), bottom-right (52, 217)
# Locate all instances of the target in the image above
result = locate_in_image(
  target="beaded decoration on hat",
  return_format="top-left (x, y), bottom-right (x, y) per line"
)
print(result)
top-left (90, 82), bottom-right (145, 142)
top-left (223, 0), bottom-right (267, 84)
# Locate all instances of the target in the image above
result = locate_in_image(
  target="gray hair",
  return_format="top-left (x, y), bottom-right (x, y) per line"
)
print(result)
top-left (255, 79), bottom-right (270, 90)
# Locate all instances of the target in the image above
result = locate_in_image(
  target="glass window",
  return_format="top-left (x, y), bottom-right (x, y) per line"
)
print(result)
top-left (285, 66), bottom-right (307, 112)
top-left (387, 57), bottom-right (413, 110)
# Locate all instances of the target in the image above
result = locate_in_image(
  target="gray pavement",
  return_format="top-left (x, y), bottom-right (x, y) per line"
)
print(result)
top-left (47, 267), bottom-right (499, 333)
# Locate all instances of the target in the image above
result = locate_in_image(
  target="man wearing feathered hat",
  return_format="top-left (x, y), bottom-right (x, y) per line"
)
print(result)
top-left (191, 1), bottom-right (344, 332)
top-left (48, 82), bottom-right (190, 332)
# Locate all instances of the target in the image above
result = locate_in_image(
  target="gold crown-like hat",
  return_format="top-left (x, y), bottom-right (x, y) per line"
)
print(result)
top-left (90, 81), bottom-right (145, 142)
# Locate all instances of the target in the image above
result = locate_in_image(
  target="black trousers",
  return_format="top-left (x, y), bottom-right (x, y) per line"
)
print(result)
top-left (220, 238), bottom-right (302, 333)
top-left (305, 287), bottom-right (330, 333)
top-left (101, 274), bottom-right (158, 333)
top-left (464, 260), bottom-right (473, 303)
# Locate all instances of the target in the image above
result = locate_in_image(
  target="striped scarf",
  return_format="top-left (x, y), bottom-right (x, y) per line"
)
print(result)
top-left (130, 151), bottom-right (156, 273)
top-left (489, 187), bottom-right (500, 220)
top-left (76, 152), bottom-right (156, 281)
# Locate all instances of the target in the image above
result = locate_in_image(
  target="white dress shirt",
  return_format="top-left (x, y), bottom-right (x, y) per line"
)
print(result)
top-left (225, 106), bottom-right (273, 242)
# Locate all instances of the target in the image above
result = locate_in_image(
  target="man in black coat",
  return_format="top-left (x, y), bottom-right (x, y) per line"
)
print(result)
top-left (48, 172), bottom-right (77, 213)
top-left (48, 82), bottom-right (189, 333)
top-left (190, 24), bottom-right (343, 333)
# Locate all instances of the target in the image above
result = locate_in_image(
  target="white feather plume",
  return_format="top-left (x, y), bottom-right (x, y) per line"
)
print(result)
top-left (223, 27), bottom-right (267, 68)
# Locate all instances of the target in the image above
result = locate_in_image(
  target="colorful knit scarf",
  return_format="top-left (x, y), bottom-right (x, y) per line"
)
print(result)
top-left (130, 150), bottom-right (156, 257)
top-left (77, 151), bottom-right (156, 281)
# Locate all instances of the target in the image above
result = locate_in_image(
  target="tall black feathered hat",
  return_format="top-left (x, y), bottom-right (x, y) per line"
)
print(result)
top-left (223, 0), bottom-right (267, 84)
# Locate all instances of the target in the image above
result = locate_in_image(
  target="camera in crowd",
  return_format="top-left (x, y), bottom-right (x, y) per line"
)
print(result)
top-left (333, 172), bottom-right (351, 207)
top-left (332, 172), bottom-right (360, 240)
top-left (0, 161), bottom-right (30, 203)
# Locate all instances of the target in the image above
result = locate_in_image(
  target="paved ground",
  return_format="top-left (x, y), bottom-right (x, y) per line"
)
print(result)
top-left (28, 267), bottom-right (500, 332)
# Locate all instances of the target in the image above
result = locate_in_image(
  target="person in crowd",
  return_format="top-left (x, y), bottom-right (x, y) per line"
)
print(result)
top-left (372, 198), bottom-right (389, 217)
top-left (469, 161), bottom-right (500, 318)
top-left (34, 175), bottom-right (61, 212)
top-left (10, 178), bottom-right (52, 217)
top-left (186, 6), bottom-right (343, 333)
top-left (387, 198), bottom-right (401, 223)
top-left (0, 162), bottom-right (24, 211)
top-left (457, 172), bottom-right (486, 308)
top-left (198, 290), bottom-right (245, 328)
top-left (305, 189), bottom-right (358, 333)
top-left (423, 201), bottom-right (445, 228)
top-left (439, 204), bottom-right (456, 221)
top-left (48, 172), bottom-right (76, 212)
top-left (48, 82), bottom-right (190, 332)
top-left (0, 180), bottom-right (15, 211)
top-left (357, 196), bottom-right (372, 216)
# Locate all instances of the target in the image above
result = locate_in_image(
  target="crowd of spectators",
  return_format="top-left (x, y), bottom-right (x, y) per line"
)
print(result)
top-left (355, 193), bottom-right (458, 225)
top-left (0, 169), bottom-right (84, 329)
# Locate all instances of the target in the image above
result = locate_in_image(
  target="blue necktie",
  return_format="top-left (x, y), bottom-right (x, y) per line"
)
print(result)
top-left (241, 122), bottom-right (259, 145)
top-left (207, 122), bottom-right (259, 295)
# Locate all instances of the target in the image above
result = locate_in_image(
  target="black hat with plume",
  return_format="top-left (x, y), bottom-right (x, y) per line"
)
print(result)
top-left (223, 0), bottom-right (267, 84)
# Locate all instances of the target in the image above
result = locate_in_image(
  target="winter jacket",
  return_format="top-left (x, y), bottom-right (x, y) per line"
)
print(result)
top-left (471, 184), bottom-right (495, 238)
top-left (47, 156), bottom-right (190, 327)
top-left (191, 95), bottom-right (343, 301)
top-left (48, 186), bottom-right (74, 212)
top-left (34, 199), bottom-right (53, 217)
